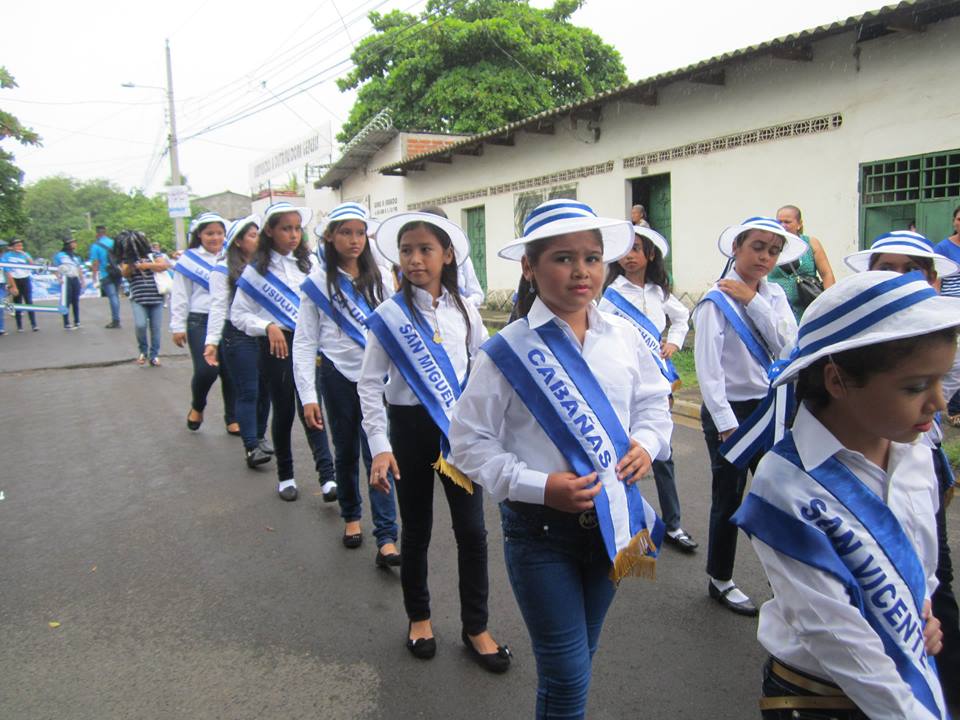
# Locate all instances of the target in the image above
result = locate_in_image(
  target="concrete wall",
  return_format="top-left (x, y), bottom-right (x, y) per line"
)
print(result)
top-left (397, 19), bottom-right (960, 297)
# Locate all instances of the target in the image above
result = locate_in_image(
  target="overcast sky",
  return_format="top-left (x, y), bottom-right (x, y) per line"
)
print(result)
top-left (4, 0), bottom-right (884, 198)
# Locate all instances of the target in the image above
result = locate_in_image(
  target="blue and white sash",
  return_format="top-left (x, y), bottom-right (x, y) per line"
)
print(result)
top-left (700, 289), bottom-right (773, 370)
top-left (483, 319), bottom-right (665, 582)
top-left (236, 265), bottom-right (300, 331)
top-left (300, 266), bottom-right (373, 349)
top-left (599, 287), bottom-right (680, 385)
top-left (733, 434), bottom-right (947, 719)
top-left (173, 249), bottom-right (214, 291)
top-left (210, 263), bottom-right (228, 277)
top-left (365, 293), bottom-right (471, 490)
top-left (0, 256), bottom-right (44, 272)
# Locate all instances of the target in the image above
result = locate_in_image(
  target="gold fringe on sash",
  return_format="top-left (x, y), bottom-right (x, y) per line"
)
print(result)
top-left (433, 453), bottom-right (474, 494)
top-left (670, 379), bottom-right (682, 393)
top-left (609, 528), bottom-right (657, 584)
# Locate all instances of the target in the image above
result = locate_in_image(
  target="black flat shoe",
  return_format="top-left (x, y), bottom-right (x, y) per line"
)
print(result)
top-left (226, 424), bottom-right (241, 436)
top-left (342, 532), bottom-right (363, 549)
top-left (375, 548), bottom-right (402, 568)
top-left (665, 529), bottom-right (699, 552)
top-left (186, 411), bottom-right (202, 431)
top-left (461, 630), bottom-right (511, 674)
top-left (321, 481), bottom-right (338, 503)
top-left (708, 581), bottom-right (758, 617)
top-left (406, 623), bottom-right (436, 660)
top-left (258, 438), bottom-right (275, 455)
top-left (245, 447), bottom-right (271, 468)
top-left (277, 482), bottom-right (298, 502)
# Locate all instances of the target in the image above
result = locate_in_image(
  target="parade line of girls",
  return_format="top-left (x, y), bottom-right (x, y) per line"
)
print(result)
top-left (165, 200), bottom-right (955, 719)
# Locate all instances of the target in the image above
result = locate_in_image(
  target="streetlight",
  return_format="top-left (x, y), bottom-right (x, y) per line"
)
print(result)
top-left (122, 38), bottom-right (187, 251)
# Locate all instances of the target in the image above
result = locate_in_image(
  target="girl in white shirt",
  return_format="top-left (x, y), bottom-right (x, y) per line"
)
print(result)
top-left (230, 202), bottom-right (335, 502)
top-left (358, 211), bottom-right (509, 672)
top-left (692, 216), bottom-right (805, 617)
top-left (449, 199), bottom-right (672, 717)
top-left (293, 203), bottom-right (400, 564)
top-left (601, 226), bottom-right (697, 551)
top-left (732, 271), bottom-right (951, 719)
top-left (170, 212), bottom-right (236, 434)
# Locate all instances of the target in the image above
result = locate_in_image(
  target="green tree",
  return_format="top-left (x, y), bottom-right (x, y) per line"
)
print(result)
top-left (0, 67), bottom-right (41, 237)
top-left (336, 0), bottom-right (627, 142)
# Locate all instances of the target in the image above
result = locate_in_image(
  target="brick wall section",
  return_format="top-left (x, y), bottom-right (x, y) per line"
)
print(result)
top-left (404, 138), bottom-right (460, 158)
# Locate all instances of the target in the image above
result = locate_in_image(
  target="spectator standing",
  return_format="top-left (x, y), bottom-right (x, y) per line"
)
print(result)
top-left (768, 205), bottom-right (836, 321)
top-left (2, 238), bottom-right (38, 332)
top-left (630, 204), bottom-right (651, 228)
top-left (89, 225), bottom-right (121, 329)
top-left (118, 230), bottom-right (169, 366)
top-left (52, 236), bottom-right (85, 329)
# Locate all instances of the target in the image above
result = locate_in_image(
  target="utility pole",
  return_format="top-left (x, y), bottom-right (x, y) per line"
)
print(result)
top-left (165, 38), bottom-right (186, 252)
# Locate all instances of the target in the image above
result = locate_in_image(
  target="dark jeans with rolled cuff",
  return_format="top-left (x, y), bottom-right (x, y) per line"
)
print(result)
top-left (701, 399), bottom-right (762, 582)
top-left (388, 403), bottom-right (488, 634)
top-left (13, 277), bottom-right (36, 329)
top-left (186, 312), bottom-right (235, 425)
top-left (260, 332), bottom-right (335, 483)
top-left (222, 322), bottom-right (270, 451)
top-left (62, 276), bottom-right (81, 326)
top-left (321, 356), bottom-right (398, 546)
top-left (933, 446), bottom-right (960, 710)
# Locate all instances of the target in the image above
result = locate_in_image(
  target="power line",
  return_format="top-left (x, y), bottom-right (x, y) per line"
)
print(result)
top-left (4, 97), bottom-right (164, 107)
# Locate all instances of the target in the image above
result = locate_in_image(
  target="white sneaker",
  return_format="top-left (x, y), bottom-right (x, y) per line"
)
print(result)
top-left (277, 478), bottom-right (298, 502)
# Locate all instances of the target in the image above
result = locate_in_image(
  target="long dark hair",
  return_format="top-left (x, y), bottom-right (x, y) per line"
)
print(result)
top-left (116, 230), bottom-right (152, 266)
top-left (227, 221), bottom-right (258, 289)
top-left (323, 220), bottom-right (385, 312)
top-left (397, 220), bottom-right (471, 341)
top-left (512, 231), bottom-right (604, 320)
top-left (253, 213), bottom-right (312, 275)
top-left (603, 234), bottom-right (671, 297)
top-left (188, 220), bottom-right (225, 250)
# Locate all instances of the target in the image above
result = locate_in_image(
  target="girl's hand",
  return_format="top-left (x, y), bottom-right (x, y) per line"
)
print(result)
top-left (717, 279), bottom-right (756, 306)
top-left (923, 600), bottom-right (943, 656)
top-left (172, 332), bottom-right (187, 348)
top-left (266, 323), bottom-right (288, 358)
top-left (203, 344), bottom-right (219, 367)
top-left (302, 403), bottom-right (324, 430)
top-left (370, 452), bottom-right (399, 493)
top-left (544, 471), bottom-right (600, 513)
top-left (616, 440), bottom-right (652, 484)
top-left (719, 428), bottom-right (736, 442)
top-left (660, 342), bottom-right (679, 359)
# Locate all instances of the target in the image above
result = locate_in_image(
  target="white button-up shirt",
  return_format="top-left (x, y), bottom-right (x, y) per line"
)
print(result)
top-left (606, 275), bottom-right (690, 348)
top-left (204, 260), bottom-right (230, 346)
top-left (448, 298), bottom-right (673, 505)
top-left (358, 285), bottom-right (487, 458)
top-left (292, 267), bottom-right (392, 404)
top-left (692, 269), bottom-right (797, 432)
top-left (752, 404), bottom-right (941, 720)
top-left (229, 251), bottom-right (312, 337)
top-left (169, 246), bottom-right (219, 333)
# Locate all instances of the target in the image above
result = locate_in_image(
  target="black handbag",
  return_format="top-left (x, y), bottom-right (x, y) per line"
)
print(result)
top-left (782, 261), bottom-right (823, 309)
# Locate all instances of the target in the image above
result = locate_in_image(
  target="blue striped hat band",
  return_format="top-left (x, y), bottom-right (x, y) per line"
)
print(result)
top-left (523, 200), bottom-right (598, 237)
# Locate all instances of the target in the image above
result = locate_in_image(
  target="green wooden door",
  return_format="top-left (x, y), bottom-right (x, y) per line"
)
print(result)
top-left (646, 174), bottom-right (672, 275)
top-left (917, 199), bottom-right (955, 243)
top-left (464, 206), bottom-right (487, 291)
top-left (863, 203), bottom-right (916, 247)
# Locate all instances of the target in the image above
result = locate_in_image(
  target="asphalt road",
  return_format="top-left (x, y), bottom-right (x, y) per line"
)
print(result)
top-left (1, 300), bottom-right (957, 719)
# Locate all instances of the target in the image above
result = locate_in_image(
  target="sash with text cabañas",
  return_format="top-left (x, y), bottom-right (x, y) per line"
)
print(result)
top-left (483, 318), bottom-right (665, 583)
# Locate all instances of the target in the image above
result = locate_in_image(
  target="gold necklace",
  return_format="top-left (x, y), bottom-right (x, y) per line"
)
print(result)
top-left (430, 309), bottom-right (443, 344)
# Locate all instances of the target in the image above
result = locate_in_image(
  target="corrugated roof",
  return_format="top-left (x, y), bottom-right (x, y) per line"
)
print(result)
top-left (377, 0), bottom-right (960, 174)
top-left (314, 109), bottom-right (398, 189)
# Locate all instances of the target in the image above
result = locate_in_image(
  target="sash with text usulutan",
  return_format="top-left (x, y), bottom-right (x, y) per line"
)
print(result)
top-left (365, 293), bottom-right (472, 492)
top-left (173, 249), bottom-right (214, 291)
top-left (599, 287), bottom-right (680, 386)
top-left (483, 318), bottom-right (665, 582)
top-left (733, 434), bottom-right (947, 719)
top-left (300, 266), bottom-right (373, 349)
top-left (236, 264), bottom-right (300, 331)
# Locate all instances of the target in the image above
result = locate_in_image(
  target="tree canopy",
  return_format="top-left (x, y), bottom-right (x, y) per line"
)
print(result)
top-left (336, 0), bottom-right (627, 143)
top-left (0, 67), bottom-right (41, 238)
top-left (22, 177), bottom-right (182, 259)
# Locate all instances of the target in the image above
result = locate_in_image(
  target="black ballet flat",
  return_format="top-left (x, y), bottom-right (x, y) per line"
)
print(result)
top-left (461, 630), bottom-right (511, 674)
top-left (406, 623), bottom-right (436, 660)
top-left (186, 411), bottom-right (202, 431)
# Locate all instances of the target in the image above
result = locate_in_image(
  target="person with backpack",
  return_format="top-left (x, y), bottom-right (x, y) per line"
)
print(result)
top-left (89, 225), bottom-right (122, 328)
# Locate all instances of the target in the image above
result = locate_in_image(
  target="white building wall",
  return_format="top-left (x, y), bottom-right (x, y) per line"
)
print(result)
top-left (398, 18), bottom-right (960, 297)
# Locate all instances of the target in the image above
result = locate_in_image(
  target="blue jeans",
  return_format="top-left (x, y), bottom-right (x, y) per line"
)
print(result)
top-left (101, 277), bottom-right (120, 323)
top-left (320, 356), bottom-right (398, 546)
top-left (62, 277), bottom-right (81, 326)
top-left (222, 322), bottom-right (270, 451)
top-left (652, 454), bottom-right (681, 531)
top-left (132, 301), bottom-right (163, 359)
top-left (501, 501), bottom-right (617, 719)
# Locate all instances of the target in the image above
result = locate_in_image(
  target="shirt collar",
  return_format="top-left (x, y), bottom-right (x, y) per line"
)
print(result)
top-left (410, 283), bottom-right (449, 310)
top-left (526, 296), bottom-right (608, 335)
top-left (724, 268), bottom-right (771, 298)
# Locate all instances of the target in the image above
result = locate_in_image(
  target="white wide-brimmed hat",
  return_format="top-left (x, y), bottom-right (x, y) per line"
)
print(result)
top-left (498, 199), bottom-right (632, 263)
top-left (225, 214), bottom-right (261, 248)
top-left (314, 202), bottom-right (380, 239)
top-left (771, 270), bottom-right (960, 387)
top-left (717, 216), bottom-right (806, 265)
top-left (374, 211), bottom-right (470, 266)
top-left (843, 230), bottom-right (959, 277)
top-left (190, 211), bottom-right (228, 235)
top-left (262, 201), bottom-right (312, 229)
top-left (633, 225), bottom-right (669, 259)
